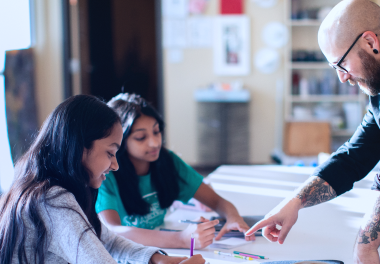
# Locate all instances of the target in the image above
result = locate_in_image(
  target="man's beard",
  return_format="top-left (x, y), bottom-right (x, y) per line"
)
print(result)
top-left (355, 48), bottom-right (380, 96)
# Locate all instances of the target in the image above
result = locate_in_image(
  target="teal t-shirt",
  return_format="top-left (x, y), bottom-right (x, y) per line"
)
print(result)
top-left (95, 150), bottom-right (203, 229)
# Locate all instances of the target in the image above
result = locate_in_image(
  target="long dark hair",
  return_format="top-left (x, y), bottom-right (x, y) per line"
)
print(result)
top-left (0, 95), bottom-right (120, 264)
top-left (108, 93), bottom-right (181, 216)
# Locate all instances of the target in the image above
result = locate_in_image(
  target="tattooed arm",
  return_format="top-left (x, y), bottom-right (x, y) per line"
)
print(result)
top-left (297, 176), bottom-right (337, 208)
top-left (245, 176), bottom-right (337, 243)
top-left (354, 193), bottom-right (380, 264)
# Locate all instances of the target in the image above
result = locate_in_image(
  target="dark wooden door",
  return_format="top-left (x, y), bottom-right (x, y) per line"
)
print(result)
top-left (74, 0), bottom-right (163, 111)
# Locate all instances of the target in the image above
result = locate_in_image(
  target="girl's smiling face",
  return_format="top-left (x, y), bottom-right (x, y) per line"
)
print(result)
top-left (126, 114), bottom-right (162, 167)
top-left (82, 122), bottom-right (123, 189)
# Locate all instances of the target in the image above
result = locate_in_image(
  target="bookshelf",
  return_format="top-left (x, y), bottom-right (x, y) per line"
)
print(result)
top-left (284, 0), bottom-right (367, 152)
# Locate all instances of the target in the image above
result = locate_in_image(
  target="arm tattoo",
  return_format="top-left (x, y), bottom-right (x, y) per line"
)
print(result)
top-left (358, 195), bottom-right (380, 244)
top-left (296, 177), bottom-right (337, 208)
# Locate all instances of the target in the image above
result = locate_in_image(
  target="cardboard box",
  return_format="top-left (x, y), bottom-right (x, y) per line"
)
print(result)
top-left (284, 122), bottom-right (331, 156)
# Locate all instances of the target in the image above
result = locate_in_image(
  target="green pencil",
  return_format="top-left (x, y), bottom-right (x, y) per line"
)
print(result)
top-left (233, 251), bottom-right (267, 259)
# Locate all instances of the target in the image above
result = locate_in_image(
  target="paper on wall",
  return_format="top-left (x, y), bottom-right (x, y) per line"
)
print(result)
top-left (163, 19), bottom-right (188, 48)
top-left (168, 49), bottom-right (184, 63)
top-left (162, 0), bottom-right (189, 18)
top-left (187, 17), bottom-right (213, 47)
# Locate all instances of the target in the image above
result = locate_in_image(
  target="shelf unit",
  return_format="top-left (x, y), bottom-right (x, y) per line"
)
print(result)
top-left (290, 95), bottom-right (363, 103)
top-left (284, 0), bottom-right (367, 153)
top-left (290, 62), bottom-right (330, 69)
top-left (288, 19), bottom-right (321, 27)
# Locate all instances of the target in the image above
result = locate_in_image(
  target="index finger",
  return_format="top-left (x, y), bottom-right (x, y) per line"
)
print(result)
top-left (245, 218), bottom-right (272, 236)
top-left (214, 225), bottom-right (228, 240)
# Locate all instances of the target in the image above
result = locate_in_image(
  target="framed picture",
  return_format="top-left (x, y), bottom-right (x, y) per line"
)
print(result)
top-left (213, 15), bottom-right (250, 76)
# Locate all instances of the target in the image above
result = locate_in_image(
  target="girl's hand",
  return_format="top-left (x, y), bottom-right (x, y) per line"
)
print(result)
top-left (179, 217), bottom-right (219, 249)
top-left (150, 254), bottom-right (205, 264)
top-left (215, 216), bottom-right (255, 241)
top-left (150, 254), bottom-right (187, 264)
top-left (180, 254), bottom-right (206, 264)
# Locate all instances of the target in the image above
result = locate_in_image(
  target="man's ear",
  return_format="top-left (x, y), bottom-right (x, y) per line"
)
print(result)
top-left (362, 31), bottom-right (379, 52)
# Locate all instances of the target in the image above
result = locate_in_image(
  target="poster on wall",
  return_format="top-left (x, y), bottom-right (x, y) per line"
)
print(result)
top-left (213, 15), bottom-right (250, 76)
top-left (163, 19), bottom-right (188, 47)
top-left (162, 0), bottom-right (188, 18)
top-left (187, 17), bottom-right (213, 47)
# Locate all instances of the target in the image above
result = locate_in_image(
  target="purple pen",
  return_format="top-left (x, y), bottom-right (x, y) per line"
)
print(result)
top-left (190, 233), bottom-right (194, 257)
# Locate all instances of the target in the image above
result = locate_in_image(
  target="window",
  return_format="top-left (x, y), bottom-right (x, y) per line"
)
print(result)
top-left (0, 0), bottom-right (31, 192)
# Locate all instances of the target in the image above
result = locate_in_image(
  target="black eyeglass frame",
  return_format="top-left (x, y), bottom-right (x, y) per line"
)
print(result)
top-left (329, 33), bottom-right (364, 73)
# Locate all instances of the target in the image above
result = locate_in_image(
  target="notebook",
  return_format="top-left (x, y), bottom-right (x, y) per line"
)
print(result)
top-left (211, 215), bottom-right (264, 237)
top-left (160, 215), bottom-right (264, 237)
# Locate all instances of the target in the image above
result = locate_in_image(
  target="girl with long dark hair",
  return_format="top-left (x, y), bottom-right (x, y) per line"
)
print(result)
top-left (96, 93), bottom-right (254, 249)
top-left (0, 95), bottom-right (204, 264)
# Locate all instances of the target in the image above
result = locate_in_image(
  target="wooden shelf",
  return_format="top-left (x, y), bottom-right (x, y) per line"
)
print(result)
top-left (331, 130), bottom-right (356, 137)
top-left (291, 62), bottom-right (331, 69)
top-left (291, 95), bottom-right (361, 102)
top-left (289, 20), bottom-right (322, 26)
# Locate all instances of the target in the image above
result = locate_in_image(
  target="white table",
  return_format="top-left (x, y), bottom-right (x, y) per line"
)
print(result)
top-left (162, 165), bottom-right (380, 264)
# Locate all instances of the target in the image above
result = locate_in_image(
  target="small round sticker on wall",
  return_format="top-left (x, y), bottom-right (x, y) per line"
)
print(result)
top-left (262, 21), bottom-right (289, 48)
top-left (254, 48), bottom-right (280, 74)
top-left (252, 0), bottom-right (278, 8)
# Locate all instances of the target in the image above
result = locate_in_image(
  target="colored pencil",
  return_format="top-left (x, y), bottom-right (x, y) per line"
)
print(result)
top-left (233, 251), bottom-right (268, 259)
top-left (190, 233), bottom-right (194, 257)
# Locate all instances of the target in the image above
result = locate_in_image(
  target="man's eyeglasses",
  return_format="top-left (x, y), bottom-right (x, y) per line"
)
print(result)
top-left (329, 33), bottom-right (364, 74)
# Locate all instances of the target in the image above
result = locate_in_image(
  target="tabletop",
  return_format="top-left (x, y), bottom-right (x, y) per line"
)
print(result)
top-left (161, 165), bottom-right (380, 264)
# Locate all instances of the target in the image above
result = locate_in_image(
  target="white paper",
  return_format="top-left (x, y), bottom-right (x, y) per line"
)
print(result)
top-left (209, 238), bottom-right (252, 249)
top-left (169, 254), bottom-right (260, 264)
top-left (163, 19), bottom-right (188, 48)
top-left (254, 48), bottom-right (280, 74)
top-left (162, 0), bottom-right (188, 18)
top-left (168, 49), bottom-right (184, 63)
top-left (262, 22), bottom-right (288, 48)
top-left (187, 17), bottom-right (213, 47)
top-left (251, 0), bottom-right (278, 8)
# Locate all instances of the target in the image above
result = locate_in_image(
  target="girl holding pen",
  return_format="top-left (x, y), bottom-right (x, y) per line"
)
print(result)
top-left (95, 93), bottom-right (255, 249)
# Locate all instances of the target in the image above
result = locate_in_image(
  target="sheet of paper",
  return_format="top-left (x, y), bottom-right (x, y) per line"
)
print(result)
top-left (162, 0), bottom-right (188, 18)
top-left (163, 19), bottom-right (188, 48)
top-left (187, 17), bottom-right (213, 47)
top-left (169, 253), bottom-right (260, 264)
top-left (168, 49), bottom-right (184, 63)
top-left (209, 238), bottom-right (252, 249)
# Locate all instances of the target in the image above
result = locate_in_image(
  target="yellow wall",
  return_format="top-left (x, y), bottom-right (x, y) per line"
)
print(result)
top-left (163, 0), bottom-right (285, 164)
top-left (32, 0), bottom-right (64, 125)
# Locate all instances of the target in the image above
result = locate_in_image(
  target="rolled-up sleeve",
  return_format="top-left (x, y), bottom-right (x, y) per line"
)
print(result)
top-left (313, 96), bottom-right (380, 196)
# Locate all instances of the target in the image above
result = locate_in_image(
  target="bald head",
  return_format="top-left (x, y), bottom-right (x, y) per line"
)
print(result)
top-left (318, 0), bottom-right (380, 53)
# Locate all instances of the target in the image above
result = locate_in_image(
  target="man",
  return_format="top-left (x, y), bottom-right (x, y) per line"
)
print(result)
top-left (245, 0), bottom-right (380, 263)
